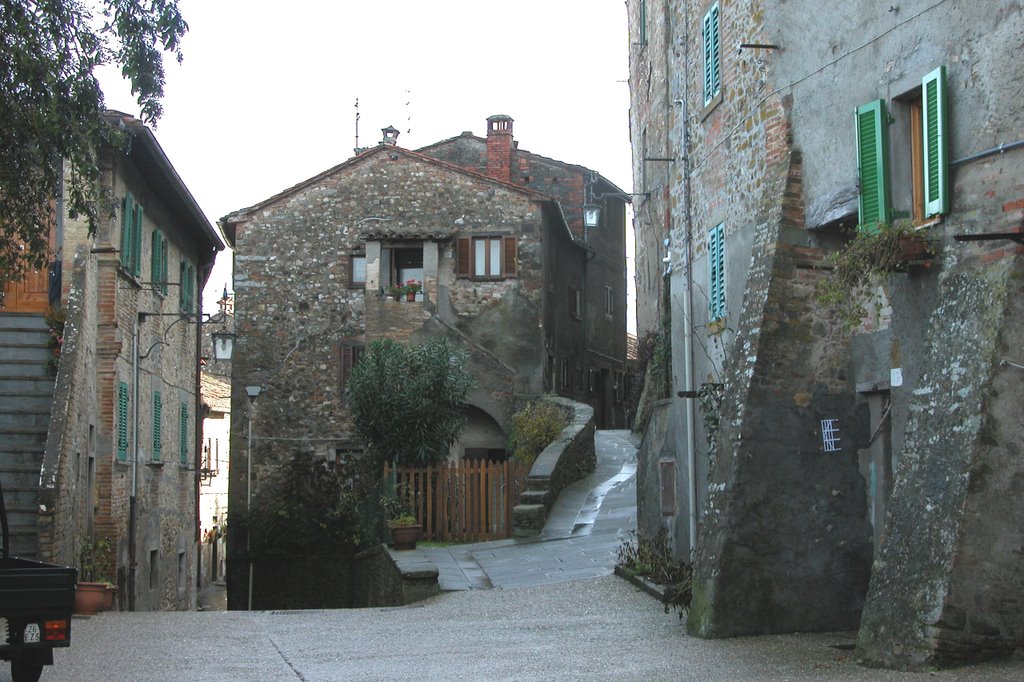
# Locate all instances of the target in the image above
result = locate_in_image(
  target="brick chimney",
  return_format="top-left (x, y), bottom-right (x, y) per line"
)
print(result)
top-left (485, 115), bottom-right (514, 183)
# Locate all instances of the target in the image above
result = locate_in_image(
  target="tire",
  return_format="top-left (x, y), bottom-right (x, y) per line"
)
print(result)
top-left (11, 658), bottom-right (44, 682)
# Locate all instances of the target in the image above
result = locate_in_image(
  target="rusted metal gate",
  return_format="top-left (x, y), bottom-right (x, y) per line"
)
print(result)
top-left (384, 460), bottom-right (529, 542)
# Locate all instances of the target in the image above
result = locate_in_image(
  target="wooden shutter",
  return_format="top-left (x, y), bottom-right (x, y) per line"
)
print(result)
top-left (708, 223), bottom-right (726, 320)
top-left (152, 391), bottom-right (162, 461)
top-left (150, 231), bottom-right (161, 289)
top-left (340, 344), bottom-right (355, 391)
top-left (502, 236), bottom-right (517, 277)
top-left (117, 382), bottom-right (129, 461)
top-left (160, 236), bottom-right (168, 294)
top-left (856, 99), bottom-right (891, 232)
top-left (456, 237), bottom-right (471, 278)
top-left (922, 66), bottom-right (949, 217)
top-left (132, 204), bottom-right (144, 276)
top-left (179, 403), bottom-right (189, 464)
top-left (703, 3), bottom-right (720, 106)
top-left (120, 195), bottom-right (134, 270)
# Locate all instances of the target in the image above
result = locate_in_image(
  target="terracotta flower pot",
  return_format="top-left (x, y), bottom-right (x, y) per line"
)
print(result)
top-left (896, 235), bottom-right (930, 262)
top-left (74, 582), bottom-right (109, 615)
top-left (390, 524), bottom-right (421, 550)
top-left (406, 292), bottom-right (416, 302)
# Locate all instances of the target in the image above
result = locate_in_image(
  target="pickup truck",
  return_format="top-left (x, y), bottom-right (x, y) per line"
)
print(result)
top-left (0, 482), bottom-right (76, 682)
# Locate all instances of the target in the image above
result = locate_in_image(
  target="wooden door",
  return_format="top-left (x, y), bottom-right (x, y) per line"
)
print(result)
top-left (1, 221), bottom-right (56, 313)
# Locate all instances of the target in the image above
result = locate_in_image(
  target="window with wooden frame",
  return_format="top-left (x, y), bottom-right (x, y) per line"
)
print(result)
top-left (455, 235), bottom-right (517, 281)
top-left (350, 254), bottom-right (366, 287)
top-left (856, 66), bottom-right (949, 231)
top-left (604, 285), bottom-right (614, 317)
top-left (339, 342), bottom-right (364, 394)
top-left (702, 2), bottom-right (722, 109)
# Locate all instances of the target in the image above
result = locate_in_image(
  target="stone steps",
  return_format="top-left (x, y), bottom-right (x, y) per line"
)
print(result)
top-left (0, 312), bottom-right (52, 561)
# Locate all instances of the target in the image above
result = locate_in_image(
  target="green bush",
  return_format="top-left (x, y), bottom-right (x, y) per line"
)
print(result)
top-left (346, 337), bottom-right (474, 468)
top-left (508, 400), bottom-right (567, 467)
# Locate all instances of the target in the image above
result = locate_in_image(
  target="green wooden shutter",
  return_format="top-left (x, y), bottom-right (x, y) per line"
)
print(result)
top-left (856, 99), bottom-right (891, 232)
top-left (132, 204), bottom-right (144, 276)
top-left (152, 391), bottom-right (162, 461)
top-left (179, 403), bottom-right (189, 464)
top-left (703, 3), bottom-right (721, 106)
top-left (708, 223), bottom-right (726, 320)
top-left (117, 382), bottom-right (129, 461)
top-left (922, 66), bottom-right (949, 217)
top-left (160, 235), bottom-right (169, 294)
top-left (150, 230), bottom-right (160, 289)
top-left (639, 0), bottom-right (647, 43)
top-left (120, 195), bottom-right (134, 270)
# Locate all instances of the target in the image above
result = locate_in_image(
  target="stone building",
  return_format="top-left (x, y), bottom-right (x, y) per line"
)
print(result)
top-left (220, 116), bottom-right (627, 608)
top-left (0, 111), bottom-right (223, 611)
top-left (627, 0), bottom-right (1023, 669)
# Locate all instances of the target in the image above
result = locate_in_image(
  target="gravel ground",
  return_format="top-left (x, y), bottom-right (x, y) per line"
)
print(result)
top-left (14, 576), bottom-right (1023, 682)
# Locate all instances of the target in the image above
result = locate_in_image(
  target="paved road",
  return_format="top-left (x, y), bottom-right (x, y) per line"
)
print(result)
top-left (415, 429), bottom-right (638, 591)
top-left (23, 578), bottom-right (1024, 682)
top-left (13, 431), bottom-right (1024, 681)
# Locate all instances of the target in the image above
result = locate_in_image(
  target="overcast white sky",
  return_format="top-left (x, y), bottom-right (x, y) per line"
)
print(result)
top-left (98, 1), bottom-right (635, 328)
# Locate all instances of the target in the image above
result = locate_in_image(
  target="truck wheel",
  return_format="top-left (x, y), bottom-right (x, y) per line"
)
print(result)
top-left (11, 659), bottom-right (44, 682)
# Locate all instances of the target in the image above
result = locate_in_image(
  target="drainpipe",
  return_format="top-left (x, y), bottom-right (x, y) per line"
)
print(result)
top-left (128, 314), bottom-right (140, 610)
top-left (678, 3), bottom-right (699, 557)
top-left (194, 282), bottom-right (204, 599)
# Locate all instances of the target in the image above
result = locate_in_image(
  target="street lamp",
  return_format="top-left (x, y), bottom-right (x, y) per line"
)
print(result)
top-left (244, 385), bottom-right (261, 611)
top-left (211, 331), bottom-right (236, 361)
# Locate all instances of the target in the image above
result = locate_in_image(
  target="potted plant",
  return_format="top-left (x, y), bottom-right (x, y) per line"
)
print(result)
top-left (401, 279), bottom-right (422, 302)
top-left (76, 535), bottom-right (116, 614)
top-left (388, 513), bottom-right (422, 550)
top-left (816, 221), bottom-right (936, 329)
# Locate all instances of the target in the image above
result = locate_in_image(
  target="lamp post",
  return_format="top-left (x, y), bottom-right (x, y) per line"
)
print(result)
top-left (244, 385), bottom-right (261, 611)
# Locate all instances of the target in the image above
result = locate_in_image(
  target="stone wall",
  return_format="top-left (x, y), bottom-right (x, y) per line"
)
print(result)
top-left (626, 0), bottom-right (674, 337)
top-left (628, 0), bottom-right (1024, 666)
top-left (37, 141), bottom-right (214, 611)
top-left (512, 397), bottom-right (596, 536)
top-left (226, 544), bottom-right (435, 611)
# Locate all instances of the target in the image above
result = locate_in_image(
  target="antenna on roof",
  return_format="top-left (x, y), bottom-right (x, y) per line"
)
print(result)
top-left (354, 98), bottom-right (361, 153)
top-left (405, 89), bottom-right (412, 135)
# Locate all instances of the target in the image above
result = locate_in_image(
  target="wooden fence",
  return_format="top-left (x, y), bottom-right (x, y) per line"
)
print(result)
top-left (384, 459), bottom-right (530, 542)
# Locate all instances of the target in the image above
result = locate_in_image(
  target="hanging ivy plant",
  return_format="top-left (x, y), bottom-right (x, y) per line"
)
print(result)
top-left (816, 221), bottom-right (935, 329)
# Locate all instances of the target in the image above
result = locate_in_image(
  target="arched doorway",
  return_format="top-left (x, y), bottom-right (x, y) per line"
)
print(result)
top-left (458, 405), bottom-right (507, 462)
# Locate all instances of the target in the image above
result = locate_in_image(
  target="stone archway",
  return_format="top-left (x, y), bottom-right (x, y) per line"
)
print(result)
top-left (457, 404), bottom-right (507, 462)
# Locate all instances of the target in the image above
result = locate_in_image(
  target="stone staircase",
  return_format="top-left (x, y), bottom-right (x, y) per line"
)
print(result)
top-left (0, 312), bottom-right (54, 560)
